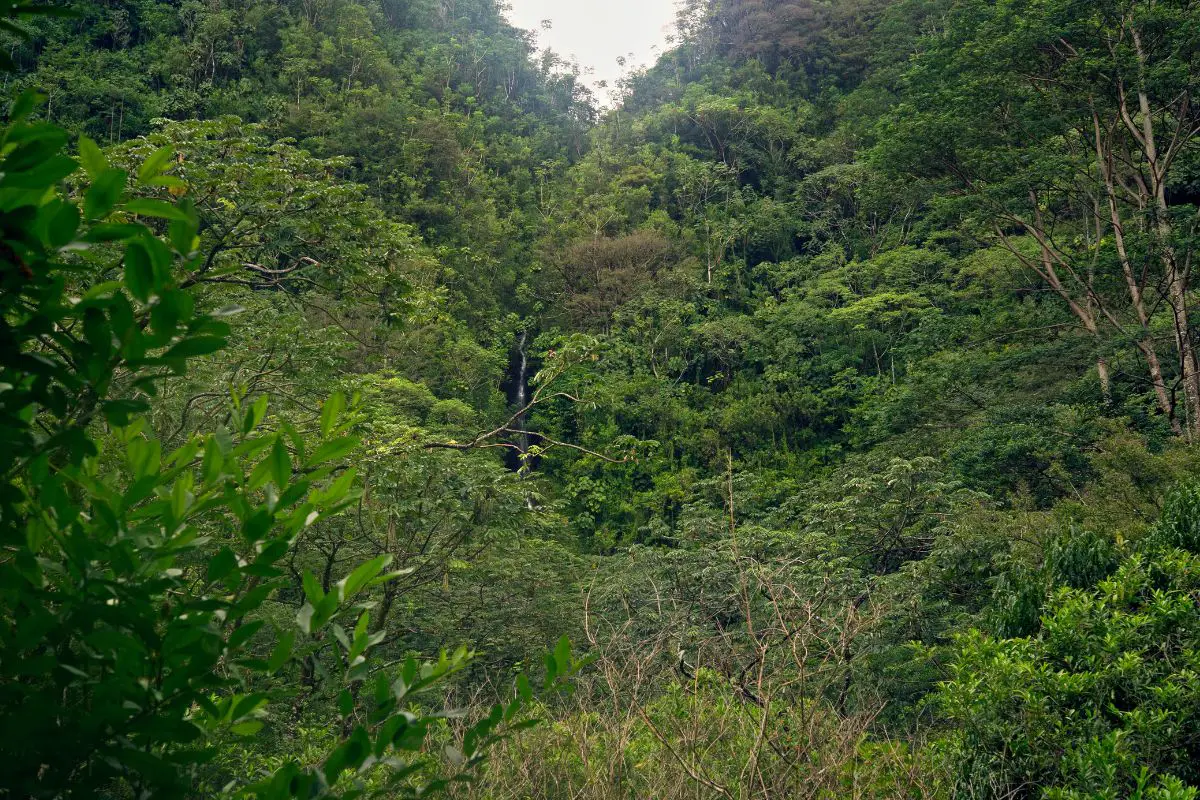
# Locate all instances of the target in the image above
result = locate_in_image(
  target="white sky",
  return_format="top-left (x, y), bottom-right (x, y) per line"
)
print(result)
top-left (503, 0), bottom-right (679, 104)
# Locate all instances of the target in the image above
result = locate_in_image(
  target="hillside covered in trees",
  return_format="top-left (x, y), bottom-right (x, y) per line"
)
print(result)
top-left (3, 0), bottom-right (1200, 797)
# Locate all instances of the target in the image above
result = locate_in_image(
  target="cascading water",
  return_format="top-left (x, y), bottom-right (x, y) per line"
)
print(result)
top-left (512, 329), bottom-right (530, 459)
top-left (503, 328), bottom-right (532, 475)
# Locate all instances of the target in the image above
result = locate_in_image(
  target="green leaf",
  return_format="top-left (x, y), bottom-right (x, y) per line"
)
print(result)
top-left (0, 154), bottom-right (77, 188)
top-left (233, 434), bottom-right (274, 460)
top-left (5, 127), bottom-right (67, 172)
top-left (168, 198), bottom-right (198, 253)
top-left (279, 420), bottom-right (307, 468)
top-left (207, 547), bottom-right (238, 583)
top-left (127, 437), bottom-right (161, 479)
top-left (140, 234), bottom-right (174, 284)
top-left (45, 201), bottom-right (79, 248)
top-left (554, 635), bottom-right (572, 673)
top-left (324, 727), bottom-right (371, 784)
top-left (320, 392), bottom-right (345, 437)
top-left (150, 289), bottom-right (193, 340)
top-left (83, 223), bottom-right (144, 242)
top-left (230, 720), bottom-right (264, 736)
top-left (277, 479), bottom-right (311, 511)
top-left (77, 135), bottom-right (106, 178)
top-left (201, 437), bottom-right (225, 484)
top-left (166, 438), bottom-right (201, 469)
top-left (249, 539), bottom-right (288, 575)
top-left (83, 168), bottom-right (127, 220)
top-left (82, 306), bottom-right (112, 359)
top-left (268, 630), bottom-right (295, 673)
top-left (296, 602), bottom-right (316, 634)
top-left (124, 242), bottom-right (155, 303)
top-left (269, 437), bottom-right (291, 488)
top-left (137, 145), bottom-right (174, 183)
top-left (306, 435), bottom-right (359, 468)
top-left (102, 399), bottom-right (149, 427)
top-left (354, 611), bottom-right (369, 641)
top-left (8, 89), bottom-right (40, 123)
top-left (241, 509), bottom-right (273, 543)
top-left (164, 335), bottom-right (227, 360)
top-left (243, 395), bottom-right (269, 435)
top-left (313, 467), bottom-right (357, 506)
top-left (302, 571), bottom-right (324, 605)
top-left (338, 554), bottom-right (393, 603)
top-left (124, 198), bottom-right (189, 221)
top-left (146, 174), bottom-right (187, 190)
top-left (322, 741), bottom-right (348, 785)
top-left (228, 620), bottom-right (266, 651)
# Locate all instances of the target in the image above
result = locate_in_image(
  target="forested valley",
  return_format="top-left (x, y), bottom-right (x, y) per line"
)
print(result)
top-left (3, 0), bottom-right (1200, 797)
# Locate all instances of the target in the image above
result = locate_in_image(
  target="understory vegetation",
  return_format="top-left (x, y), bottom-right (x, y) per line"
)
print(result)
top-left (3, 0), bottom-right (1200, 797)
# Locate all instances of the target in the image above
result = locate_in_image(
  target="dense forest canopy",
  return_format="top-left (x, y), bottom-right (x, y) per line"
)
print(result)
top-left (4, 0), bottom-right (1200, 797)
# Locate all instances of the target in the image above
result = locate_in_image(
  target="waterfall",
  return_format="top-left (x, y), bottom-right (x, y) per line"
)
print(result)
top-left (513, 329), bottom-right (530, 461)
top-left (502, 328), bottom-right (532, 475)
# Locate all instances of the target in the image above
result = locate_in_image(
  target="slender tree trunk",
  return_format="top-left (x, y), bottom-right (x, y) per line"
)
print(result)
top-left (1092, 111), bottom-right (1178, 426)
top-left (372, 515), bottom-right (398, 635)
top-left (1131, 31), bottom-right (1198, 436)
top-left (1009, 211), bottom-right (1123, 409)
top-left (1097, 356), bottom-right (1112, 403)
top-left (1151, 159), bottom-right (1198, 435)
top-left (1163, 252), bottom-right (1197, 438)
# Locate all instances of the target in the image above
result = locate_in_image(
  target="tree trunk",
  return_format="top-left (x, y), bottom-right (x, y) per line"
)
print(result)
top-left (1131, 31), bottom-right (1198, 436)
top-left (1092, 108), bottom-right (1181, 430)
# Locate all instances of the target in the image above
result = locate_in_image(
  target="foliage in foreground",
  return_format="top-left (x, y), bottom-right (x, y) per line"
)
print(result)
top-left (938, 490), bottom-right (1200, 799)
top-left (0, 93), bottom-right (583, 798)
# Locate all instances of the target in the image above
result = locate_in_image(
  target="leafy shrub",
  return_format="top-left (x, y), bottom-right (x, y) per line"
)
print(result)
top-left (939, 513), bottom-right (1200, 797)
top-left (1153, 482), bottom-right (1200, 554)
top-left (1045, 527), bottom-right (1119, 590)
top-left (0, 90), bottom-right (581, 799)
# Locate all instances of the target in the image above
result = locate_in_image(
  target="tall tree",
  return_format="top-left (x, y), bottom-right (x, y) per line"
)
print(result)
top-left (880, 0), bottom-right (1200, 433)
